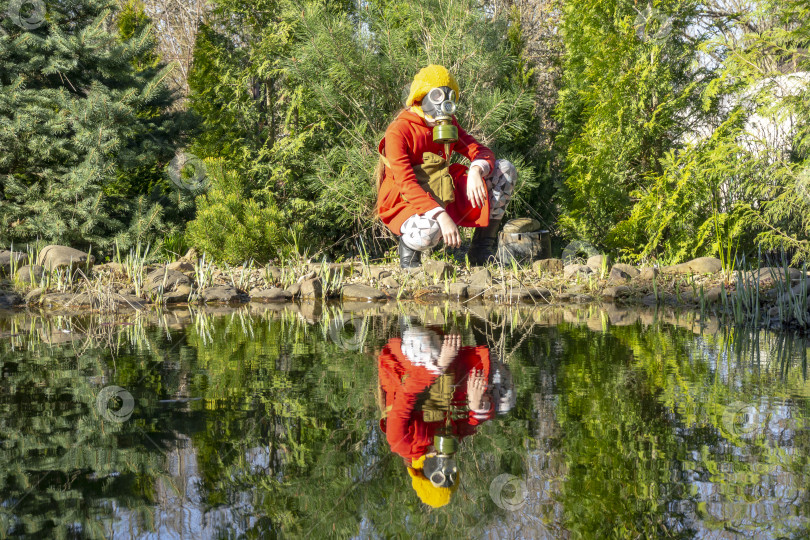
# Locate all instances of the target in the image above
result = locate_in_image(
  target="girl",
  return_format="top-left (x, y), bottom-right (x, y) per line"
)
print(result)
top-left (376, 65), bottom-right (517, 268)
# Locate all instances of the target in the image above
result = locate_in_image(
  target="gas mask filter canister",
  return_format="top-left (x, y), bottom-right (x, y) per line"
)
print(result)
top-left (421, 86), bottom-right (459, 149)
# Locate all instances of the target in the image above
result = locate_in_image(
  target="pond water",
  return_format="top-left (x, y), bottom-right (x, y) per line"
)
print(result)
top-left (0, 302), bottom-right (808, 539)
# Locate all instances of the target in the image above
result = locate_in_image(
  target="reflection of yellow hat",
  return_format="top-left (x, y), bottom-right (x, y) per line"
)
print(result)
top-left (405, 65), bottom-right (460, 106)
top-left (407, 454), bottom-right (460, 509)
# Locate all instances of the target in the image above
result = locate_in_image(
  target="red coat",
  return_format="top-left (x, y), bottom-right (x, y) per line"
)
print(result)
top-left (376, 110), bottom-right (496, 235)
top-left (378, 337), bottom-right (492, 461)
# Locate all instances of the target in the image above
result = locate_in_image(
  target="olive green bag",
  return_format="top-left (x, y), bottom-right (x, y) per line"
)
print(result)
top-left (380, 151), bottom-right (455, 207)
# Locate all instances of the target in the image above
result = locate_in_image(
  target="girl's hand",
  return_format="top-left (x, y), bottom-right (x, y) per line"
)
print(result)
top-left (437, 211), bottom-right (461, 248)
top-left (467, 165), bottom-right (487, 209)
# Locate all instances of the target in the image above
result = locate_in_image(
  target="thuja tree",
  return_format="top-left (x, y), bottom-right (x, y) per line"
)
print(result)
top-left (616, 0), bottom-right (810, 265)
top-left (554, 0), bottom-right (707, 252)
top-left (0, 0), bottom-right (189, 251)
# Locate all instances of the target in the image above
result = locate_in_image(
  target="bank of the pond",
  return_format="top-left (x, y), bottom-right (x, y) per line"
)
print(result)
top-left (1, 245), bottom-right (809, 331)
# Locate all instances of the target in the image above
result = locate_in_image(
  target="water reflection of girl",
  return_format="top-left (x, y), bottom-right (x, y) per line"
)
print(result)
top-left (377, 323), bottom-right (514, 508)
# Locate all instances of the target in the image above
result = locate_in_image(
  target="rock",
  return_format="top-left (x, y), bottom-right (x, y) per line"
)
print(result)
top-left (603, 285), bottom-right (631, 299)
top-left (468, 286), bottom-right (486, 299)
top-left (612, 263), bottom-right (640, 278)
top-left (608, 266), bottom-right (632, 283)
top-left (167, 260), bottom-right (195, 273)
top-left (563, 264), bottom-right (593, 279)
top-left (662, 257), bottom-right (723, 275)
top-left (381, 276), bottom-right (401, 289)
top-left (113, 293), bottom-right (148, 309)
top-left (448, 283), bottom-right (468, 298)
top-left (342, 284), bottom-right (386, 301)
top-left (24, 288), bottom-right (45, 304)
top-left (250, 287), bottom-right (293, 302)
top-left (0, 291), bottom-right (23, 309)
top-left (163, 291), bottom-right (190, 304)
top-left (37, 245), bottom-right (94, 271)
top-left (502, 218), bottom-right (542, 234)
top-left (369, 266), bottom-right (392, 280)
top-left (571, 294), bottom-right (594, 303)
top-left (707, 286), bottom-right (723, 303)
top-left (286, 282), bottom-right (301, 298)
top-left (297, 271), bottom-right (317, 283)
top-left (586, 255), bottom-right (610, 272)
top-left (15, 265), bottom-right (44, 284)
top-left (639, 267), bottom-right (659, 280)
top-left (642, 292), bottom-right (675, 306)
top-left (469, 268), bottom-right (492, 288)
top-left (485, 286), bottom-right (533, 302)
top-left (299, 278), bottom-right (323, 299)
top-left (0, 250), bottom-right (28, 276)
top-left (743, 266), bottom-right (804, 285)
top-left (144, 268), bottom-right (192, 293)
top-left (641, 293), bottom-right (659, 306)
top-left (533, 258), bottom-right (564, 275)
top-left (528, 287), bottom-right (552, 301)
top-left (118, 288), bottom-right (135, 295)
top-left (41, 292), bottom-right (97, 308)
top-left (201, 285), bottom-right (248, 304)
top-left (424, 260), bottom-right (453, 279)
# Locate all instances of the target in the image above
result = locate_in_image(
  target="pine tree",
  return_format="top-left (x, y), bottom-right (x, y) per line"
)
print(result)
top-left (0, 0), bottom-right (188, 251)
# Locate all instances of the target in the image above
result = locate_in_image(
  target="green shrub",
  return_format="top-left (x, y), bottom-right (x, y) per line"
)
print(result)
top-left (185, 159), bottom-right (291, 264)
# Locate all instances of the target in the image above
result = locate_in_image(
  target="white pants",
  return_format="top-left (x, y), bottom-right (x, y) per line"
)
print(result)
top-left (400, 159), bottom-right (516, 251)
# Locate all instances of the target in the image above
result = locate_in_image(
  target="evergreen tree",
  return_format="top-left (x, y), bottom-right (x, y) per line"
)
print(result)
top-left (0, 0), bottom-right (189, 251)
top-left (554, 0), bottom-right (707, 253)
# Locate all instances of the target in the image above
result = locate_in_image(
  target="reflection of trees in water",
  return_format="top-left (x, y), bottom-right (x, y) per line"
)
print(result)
top-left (1, 305), bottom-right (809, 537)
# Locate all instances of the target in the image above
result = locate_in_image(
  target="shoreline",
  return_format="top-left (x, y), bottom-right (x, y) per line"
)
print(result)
top-left (1, 246), bottom-right (809, 332)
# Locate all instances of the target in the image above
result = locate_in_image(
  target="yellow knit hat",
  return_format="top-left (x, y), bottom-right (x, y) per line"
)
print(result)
top-left (405, 65), bottom-right (460, 106)
top-left (407, 454), bottom-right (460, 509)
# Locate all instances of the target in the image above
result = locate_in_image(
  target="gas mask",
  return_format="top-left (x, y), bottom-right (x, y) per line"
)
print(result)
top-left (421, 86), bottom-right (459, 153)
top-left (423, 434), bottom-right (459, 488)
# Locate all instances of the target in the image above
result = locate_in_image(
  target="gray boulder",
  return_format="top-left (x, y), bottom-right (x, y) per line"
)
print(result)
top-left (299, 278), bottom-right (323, 299)
top-left (533, 258), bottom-right (564, 275)
top-left (612, 263), bottom-right (640, 278)
top-left (250, 287), bottom-right (293, 302)
top-left (342, 284), bottom-right (386, 301)
top-left (0, 250), bottom-right (28, 276)
top-left (586, 255), bottom-right (610, 272)
top-left (469, 268), bottom-right (492, 287)
top-left (37, 245), bottom-right (94, 271)
top-left (448, 283), bottom-right (468, 298)
top-left (15, 265), bottom-right (44, 284)
top-left (564, 264), bottom-right (593, 279)
top-left (424, 260), bottom-right (453, 279)
top-left (202, 285), bottom-right (248, 303)
top-left (662, 257), bottom-right (723, 275)
top-left (144, 268), bottom-right (192, 293)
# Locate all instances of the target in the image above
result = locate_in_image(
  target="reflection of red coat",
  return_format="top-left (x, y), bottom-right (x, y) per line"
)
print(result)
top-left (378, 338), bottom-right (492, 461)
top-left (376, 110), bottom-right (496, 235)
